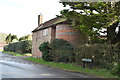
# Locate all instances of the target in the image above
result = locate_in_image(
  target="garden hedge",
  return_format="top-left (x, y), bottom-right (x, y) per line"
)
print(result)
top-left (39, 39), bottom-right (120, 76)
top-left (49, 39), bottom-right (74, 63)
top-left (4, 40), bottom-right (32, 54)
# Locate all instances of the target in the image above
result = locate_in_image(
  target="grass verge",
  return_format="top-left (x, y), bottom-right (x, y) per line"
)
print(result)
top-left (2, 51), bottom-right (32, 56)
top-left (25, 57), bottom-right (118, 78)
top-left (2, 51), bottom-right (23, 56)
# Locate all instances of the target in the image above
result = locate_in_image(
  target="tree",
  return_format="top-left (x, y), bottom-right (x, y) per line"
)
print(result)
top-left (19, 35), bottom-right (31, 41)
top-left (5, 33), bottom-right (11, 44)
top-left (5, 34), bottom-right (18, 44)
top-left (60, 1), bottom-right (120, 44)
top-left (11, 35), bottom-right (18, 42)
top-left (19, 36), bottom-right (25, 41)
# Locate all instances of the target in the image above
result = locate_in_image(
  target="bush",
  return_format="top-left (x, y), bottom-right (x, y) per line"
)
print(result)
top-left (111, 63), bottom-right (120, 77)
top-left (24, 40), bottom-right (32, 53)
top-left (38, 39), bottom-right (120, 77)
top-left (39, 42), bottom-right (52, 61)
top-left (111, 42), bottom-right (120, 77)
top-left (74, 44), bottom-right (118, 69)
top-left (49, 39), bottom-right (74, 63)
top-left (4, 40), bottom-right (32, 54)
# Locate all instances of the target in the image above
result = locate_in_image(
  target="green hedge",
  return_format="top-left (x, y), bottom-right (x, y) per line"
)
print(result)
top-left (39, 39), bottom-right (74, 63)
top-left (39, 39), bottom-right (120, 76)
top-left (49, 39), bottom-right (74, 63)
top-left (4, 40), bottom-right (32, 54)
top-left (74, 44), bottom-right (118, 69)
top-left (39, 42), bottom-right (52, 61)
top-left (39, 39), bottom-right (119, 69)
top-left (40, 39), bottom-right (120, 76)
top-left (74, 43), bottom-right (120, 76)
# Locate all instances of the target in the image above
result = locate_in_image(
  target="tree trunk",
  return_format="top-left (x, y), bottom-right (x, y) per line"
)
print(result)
top-left (114, 25), bottom-right (120, 43)
top-left (107, 21), bottom-right (119, 44)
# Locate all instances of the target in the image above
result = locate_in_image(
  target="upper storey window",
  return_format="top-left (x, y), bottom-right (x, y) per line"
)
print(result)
top-left (43, 29), bottom-right (48, 36)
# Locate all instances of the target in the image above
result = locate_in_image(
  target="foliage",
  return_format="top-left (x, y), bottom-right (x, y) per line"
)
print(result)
top-left (4, 40), bottom-right (32, 54)
top-left (49, 39), bottom-right (74, 63)
top-left (74, 44), bottom-right (118, 69)
top-left (111, 42), bottom-right (120, 77)
top-left (39, 39), bottom-right (118, 68)
top-left (39, 42), bottom-right (52, 61)
top-left (5, 33), bottom-right (12, 44)
top-left (19, 35), bottom-right (31, 41)
top-left (11, 35), bottom-right (18, 41)
top-left (38, 40), bottom-right (120, 76)
top-left (112, 63), bottom-right (120, 77)
top-left (60, 1), bottom-right (120, 44)
top-left (24, 40), bottom-right (32, 53)
top-left (11, 35), bottom-right (18, 43)
top-left (5, 33), bottom-right (18, 44)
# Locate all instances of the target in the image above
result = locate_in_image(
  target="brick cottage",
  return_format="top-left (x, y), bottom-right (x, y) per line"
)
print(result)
top-left (32, 15), bottom-right (88, 58)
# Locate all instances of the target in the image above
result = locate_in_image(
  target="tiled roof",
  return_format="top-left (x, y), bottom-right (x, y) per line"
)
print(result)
top-left (32, 17), bottom-right (66, 32)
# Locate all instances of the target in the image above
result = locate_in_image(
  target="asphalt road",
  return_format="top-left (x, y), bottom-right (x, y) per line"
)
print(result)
top-left (0, 52), bottom-right (92, 78)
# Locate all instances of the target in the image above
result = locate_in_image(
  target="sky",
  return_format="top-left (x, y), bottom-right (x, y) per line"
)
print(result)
top-left (0, 0), bottom-right (65, 38)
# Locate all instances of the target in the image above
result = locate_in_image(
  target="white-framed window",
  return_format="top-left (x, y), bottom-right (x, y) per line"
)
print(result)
top-left (43, 29), bottom-right (48, 36)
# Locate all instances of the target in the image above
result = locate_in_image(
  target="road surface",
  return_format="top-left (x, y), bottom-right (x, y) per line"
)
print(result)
top-left (0, 52), bottom-right (92, 78)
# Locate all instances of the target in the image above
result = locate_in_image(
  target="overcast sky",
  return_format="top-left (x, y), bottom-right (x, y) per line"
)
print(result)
top-left (0, 0), bottom-right (65, 37)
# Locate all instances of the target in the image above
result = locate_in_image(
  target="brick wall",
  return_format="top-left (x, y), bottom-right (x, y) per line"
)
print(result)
top-left (56, 24), bottom-right (88, 45)
top-left (32, 27), bottom-right (52, 58)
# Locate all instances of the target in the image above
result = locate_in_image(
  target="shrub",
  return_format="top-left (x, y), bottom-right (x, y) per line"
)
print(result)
top-left (74, 44), bottom-right (117, 69)
top-left (74, 44), bottom-right (99, 65)
top-left (111, 42), bottom-right (120, 77)
top-left (4, 45), bottom-right (8, 51)
top-left (111, 63), bottom-right (120, 77)
top-left (49, 39), bottom-right (74, 63)
top-left (4, 40), bottom-right (32, 54)
top-left (38, 40), bottom-right (120, 77)
top-left (23, 40), bottom-right (32, 53)
top-left (39, 42), bottom-right (52, 61)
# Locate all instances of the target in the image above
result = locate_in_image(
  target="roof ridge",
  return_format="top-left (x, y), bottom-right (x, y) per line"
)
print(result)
top-left (32, 16), bottom-right (66, 32)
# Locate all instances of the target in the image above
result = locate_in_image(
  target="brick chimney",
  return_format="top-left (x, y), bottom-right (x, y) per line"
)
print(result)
top-left (38, 14), bottom-right (43, 26)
